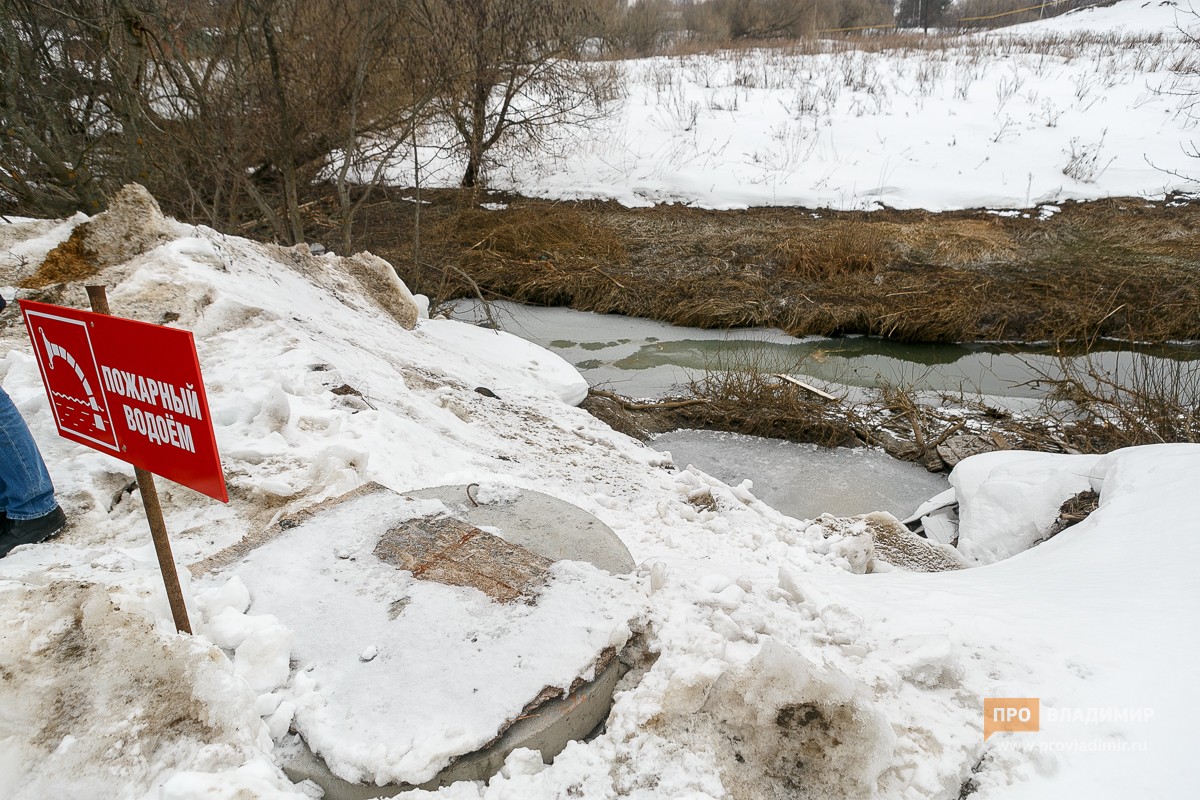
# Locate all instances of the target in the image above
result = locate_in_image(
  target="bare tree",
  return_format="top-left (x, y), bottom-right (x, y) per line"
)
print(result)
top-left (414, 0), bottom-right (614, 188)
top-left (327, 1), bottom-right (438, 252)
top-left (678, 0), bottom-right (891, 44)
top-left (704, 0), bottom-right (815, 40)
top-left (0, 0), bottom-right (150, 214)
top-left (1, 0), bottom-right (436, 252)
top-left (608, 0), bottom-right (677, 56)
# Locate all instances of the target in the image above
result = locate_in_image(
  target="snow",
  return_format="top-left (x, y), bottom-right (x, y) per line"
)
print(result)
top-left (390, 0), bottom-right (1200, 210)
top-left (221, 486), bottom-right (645, 786)
top-left (994, 0), bottom-right (1192, 36)
top-left (949, 450), bottom-right (1102, 563)
top-left (0, 4), bottom-right (1198, 797)
top-left (416, 319), bottom-right (588, 406)
top-left (2, 206), bottom-right (1198, 799)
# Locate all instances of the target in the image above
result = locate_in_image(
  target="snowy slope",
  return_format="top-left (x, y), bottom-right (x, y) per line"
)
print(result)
top-left (996, 0), bottom-right (1192, 35)
top-left (1, 206), bottom-right (1199, 799)
top-left (395, 0), bottom-right (1200, 210)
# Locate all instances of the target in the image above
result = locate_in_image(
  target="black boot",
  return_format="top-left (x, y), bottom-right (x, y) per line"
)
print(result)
top-left (0, 506), bottom-right (67, 557)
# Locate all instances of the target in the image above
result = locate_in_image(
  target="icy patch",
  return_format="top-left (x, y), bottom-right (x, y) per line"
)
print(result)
top-left (653, 429), bottom-right (948, 522)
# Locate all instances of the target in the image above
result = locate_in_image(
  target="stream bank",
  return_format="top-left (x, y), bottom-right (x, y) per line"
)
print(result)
top-left (332, 189), bottom-right (1200, 344)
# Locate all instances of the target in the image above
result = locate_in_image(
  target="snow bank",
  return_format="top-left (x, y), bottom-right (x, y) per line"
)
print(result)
top-left (805, 443), bottom-right (1200, 800)
top-left (950, 450), bottom-right (1102, 563)
top-left (2, 205), bottom-right (1198, 799)
top-left (0, 558), bottom-right (297, 800)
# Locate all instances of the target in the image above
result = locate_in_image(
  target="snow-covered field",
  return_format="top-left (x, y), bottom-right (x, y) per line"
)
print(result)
top-left (1, 3), bottom-right (1198, 799)
top-left (401, 0), bottom-right (1200, 210)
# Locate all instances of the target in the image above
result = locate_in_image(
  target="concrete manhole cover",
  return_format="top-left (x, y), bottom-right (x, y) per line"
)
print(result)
top-left (402, 484), bottom-right (636, 575)
top-left (207, 483), bottom-right (642, 797)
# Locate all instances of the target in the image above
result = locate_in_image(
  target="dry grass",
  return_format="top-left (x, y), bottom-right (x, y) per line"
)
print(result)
top-left (19, 227), bottom-right (100, 288)
top-left (646, 27), bottom-right (1177, 63)
top-left (776, 224), bottom-right (897, 280)
top-left (775, 218), bottom-right (1016, 279)
top-left (435, 205), bottom-right (626, 267)
top-left (904, 219), bottom-right (1018, 265)
top-left (313, 189), bottom-right (1200, 345)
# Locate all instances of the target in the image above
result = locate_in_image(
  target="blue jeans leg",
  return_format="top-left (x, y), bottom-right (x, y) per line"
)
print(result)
top-left (0, 385), bottom-right (57, 520)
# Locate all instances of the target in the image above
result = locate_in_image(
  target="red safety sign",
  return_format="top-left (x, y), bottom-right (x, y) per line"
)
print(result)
top-left (20, 300), bottom-right (228, 503)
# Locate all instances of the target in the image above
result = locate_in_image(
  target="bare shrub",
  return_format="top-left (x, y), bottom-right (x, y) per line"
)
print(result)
top-left (1035, 348), bottom-right (1200, 450)
top-left (0, 0), bottom-right (143, 214)
top-left (0, 0), bottom-right (429, 246)
top-left (702, 0), bottom-right (815, 41)
top-left (607, 0), bottom-right (677, 56)
top-left (1062, 131), bottom-right (1115, 183)
top-left (682, 345), bottom-right (856, 445)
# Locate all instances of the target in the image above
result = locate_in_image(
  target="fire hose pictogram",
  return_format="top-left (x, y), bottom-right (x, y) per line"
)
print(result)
top-left (22, 306), bottom-right (119, 452)
top-left (39, 327), bottom-right (108, 432)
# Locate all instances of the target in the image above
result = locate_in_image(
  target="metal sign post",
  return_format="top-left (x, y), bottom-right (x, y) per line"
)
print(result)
top-left (84, 286), bottom-right (192, 634)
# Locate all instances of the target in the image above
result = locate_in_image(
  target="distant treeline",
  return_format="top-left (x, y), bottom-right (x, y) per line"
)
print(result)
top-left (615, 0), bottom-right (1115, 49)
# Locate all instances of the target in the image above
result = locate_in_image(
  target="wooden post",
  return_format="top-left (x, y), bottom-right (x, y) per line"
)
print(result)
top-left (85, 285), bottom-right (192, 635)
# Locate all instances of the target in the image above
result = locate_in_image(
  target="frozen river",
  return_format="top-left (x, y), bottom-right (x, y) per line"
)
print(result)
top-left (448, 301), bottom-right (963, 518)
top-left (653, 429), bottom-right (947, 521)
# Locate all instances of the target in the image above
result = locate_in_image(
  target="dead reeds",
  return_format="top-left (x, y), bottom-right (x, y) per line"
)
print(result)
top-left (677, 346), bottom-right (858, 445)
top-left (776, 224), bottom-right (896, 281)
top-left (331, 190), bottom-right (1200, 345)
top-left (1031, 347), bottom-right (1200, 451)
top-left (438, 205), bottom-right (626, 265)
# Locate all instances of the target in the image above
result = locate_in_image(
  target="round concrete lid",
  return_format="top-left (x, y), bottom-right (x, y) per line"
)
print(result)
top-left (403, 485), bottom-right (636, 575)
top-left (282, 658), bottom-right (620, 798)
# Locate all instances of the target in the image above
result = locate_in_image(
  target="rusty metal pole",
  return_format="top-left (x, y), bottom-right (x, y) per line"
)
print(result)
top-left (86, 285), bottom-right (192, 634)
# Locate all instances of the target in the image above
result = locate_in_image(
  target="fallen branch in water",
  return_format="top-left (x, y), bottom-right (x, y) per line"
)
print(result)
top-left (588, 389), bottom-right (709, 411)
top-left (772, 373), bottom-right (837, 400)
top-left (930, 419), bottom-right (966, 449)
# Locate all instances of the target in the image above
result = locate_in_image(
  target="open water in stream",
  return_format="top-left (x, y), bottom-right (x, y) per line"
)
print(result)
top-left (449, 300), bottom-right (1197, 520)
